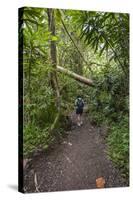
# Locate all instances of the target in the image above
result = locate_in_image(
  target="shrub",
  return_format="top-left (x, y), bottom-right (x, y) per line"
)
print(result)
top-left (23, 122), bottom-right (50, 157)
top-left (107, 115), bottom-right (129, 177)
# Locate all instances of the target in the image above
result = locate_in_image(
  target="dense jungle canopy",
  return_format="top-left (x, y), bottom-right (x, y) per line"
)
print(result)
top-left (19, 7), bottom-right (129, 178)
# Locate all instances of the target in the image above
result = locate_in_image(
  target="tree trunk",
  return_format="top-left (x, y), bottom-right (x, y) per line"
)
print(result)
top-left (27, 47), bottom-right (33, 123)
top-left (47, 8), bottom-right (61, 110)
top-left (57, 66), bottom-right (94, 86)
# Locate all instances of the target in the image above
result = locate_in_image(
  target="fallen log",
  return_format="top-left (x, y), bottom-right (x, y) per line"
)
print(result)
top-left (57, 66), bottom-right (94, 86)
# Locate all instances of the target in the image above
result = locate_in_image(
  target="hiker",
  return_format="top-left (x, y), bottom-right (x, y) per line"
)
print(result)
top-left (75, 96), bottom-right (84, 126)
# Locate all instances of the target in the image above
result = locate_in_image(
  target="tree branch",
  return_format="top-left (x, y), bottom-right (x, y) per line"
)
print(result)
top-left (57, 65), bottom-right (94, 86)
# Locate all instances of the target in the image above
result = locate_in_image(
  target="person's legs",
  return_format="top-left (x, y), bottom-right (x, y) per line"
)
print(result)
top-left (80, 114), bottom-right (83, 125)
top-left (76, 108), bottom-right (83, 126)
top-left (77, 114), bottom-right (81, 126)
top-left (79, 108), bottom-right (83, 125)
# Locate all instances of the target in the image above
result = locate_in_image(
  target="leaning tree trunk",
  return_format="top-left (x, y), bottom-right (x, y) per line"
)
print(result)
top-left (27, 47), bottom-right (33, 123)
top-left (47, 8), bottom-right (61, 132)
top-left (47, 8), bottom-right (61, 108)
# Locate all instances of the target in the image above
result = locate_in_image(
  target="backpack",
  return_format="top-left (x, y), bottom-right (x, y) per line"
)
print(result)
top-left (76, 98), bottom-right (84, 109)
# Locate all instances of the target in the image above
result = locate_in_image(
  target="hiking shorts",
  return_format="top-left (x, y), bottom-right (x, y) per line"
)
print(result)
top-left (76, 107), bottom-right (83, 115)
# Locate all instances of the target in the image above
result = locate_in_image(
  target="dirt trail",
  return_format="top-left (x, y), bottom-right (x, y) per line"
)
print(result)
top-left (24, 113), bottom-right (127, 193)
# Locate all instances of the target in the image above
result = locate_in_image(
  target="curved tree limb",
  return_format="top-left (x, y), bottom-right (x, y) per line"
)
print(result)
top-left (100, 31), bottom-right (127, 76)
top-left (58, 10), bottom-right (93, 74)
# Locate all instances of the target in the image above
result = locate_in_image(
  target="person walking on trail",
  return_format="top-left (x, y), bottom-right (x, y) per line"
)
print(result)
top-left (75, 96), bottom-right (84, 127)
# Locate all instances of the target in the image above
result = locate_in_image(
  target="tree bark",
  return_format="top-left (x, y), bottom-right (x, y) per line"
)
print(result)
top-left (57, 66), bottom-right (94, 86)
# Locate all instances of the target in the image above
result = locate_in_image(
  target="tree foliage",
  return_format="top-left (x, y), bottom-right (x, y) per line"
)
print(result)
top-left (79, 12), bottom-right (129, 76)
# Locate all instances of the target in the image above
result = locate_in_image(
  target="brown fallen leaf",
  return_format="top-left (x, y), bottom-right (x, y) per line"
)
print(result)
top-left (96, 177), bottom-right (105, 188)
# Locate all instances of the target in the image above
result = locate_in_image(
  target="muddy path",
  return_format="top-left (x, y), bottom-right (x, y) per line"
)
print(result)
top-left (23, 113), bottom-right (127, 193)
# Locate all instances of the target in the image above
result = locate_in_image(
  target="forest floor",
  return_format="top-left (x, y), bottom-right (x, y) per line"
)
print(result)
top-left (23, 112), bottom-right (128, 193)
